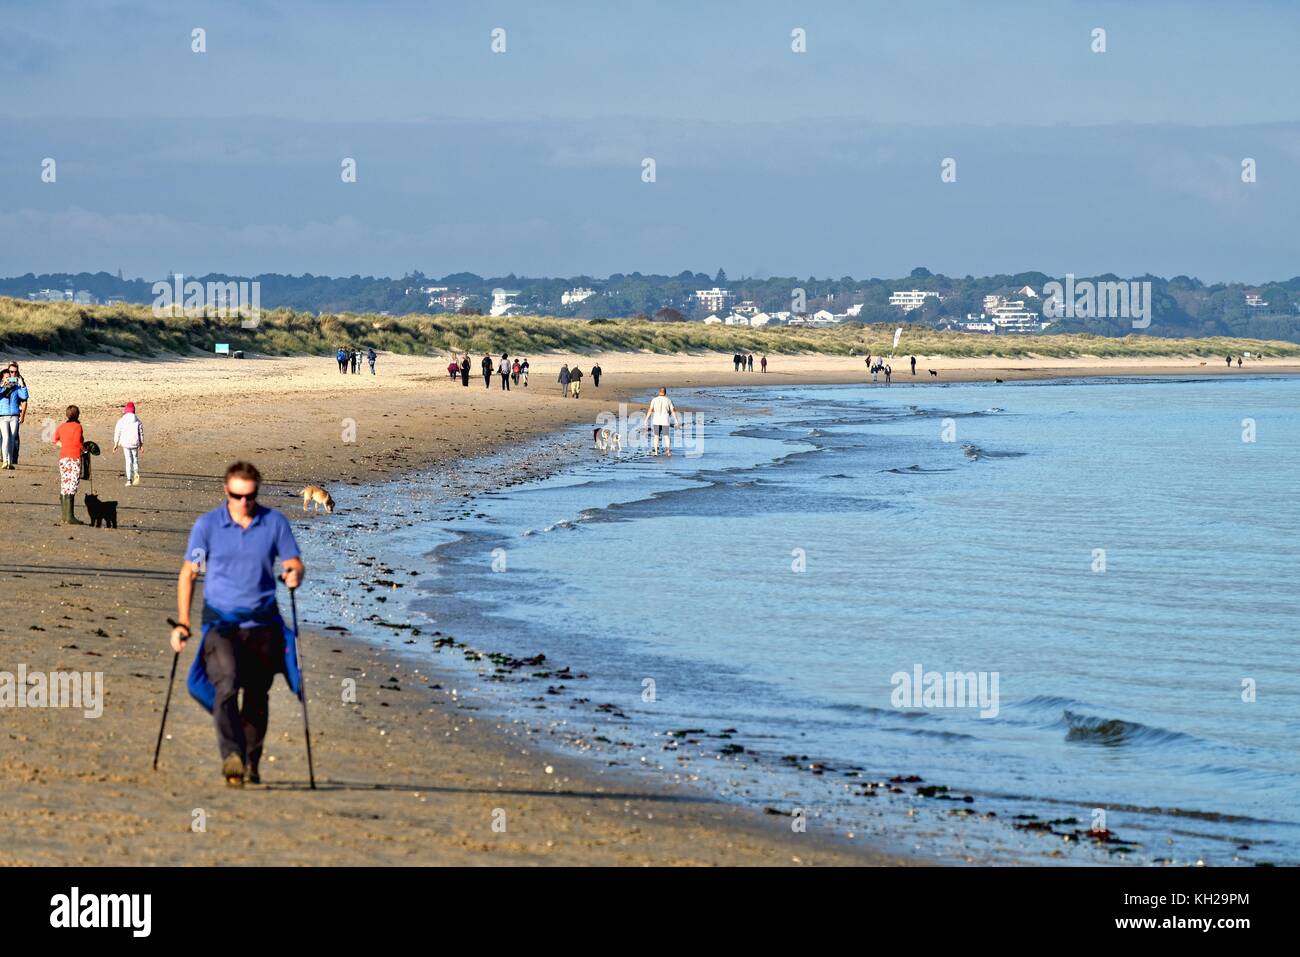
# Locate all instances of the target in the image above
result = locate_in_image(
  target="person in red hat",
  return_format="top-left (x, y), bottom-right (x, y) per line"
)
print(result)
top-left (112, 401), bottom-right (144, 486)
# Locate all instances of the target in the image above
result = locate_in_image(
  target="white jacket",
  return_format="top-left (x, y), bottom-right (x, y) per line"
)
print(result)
top-left (113, 413), bottom-right (143, 449)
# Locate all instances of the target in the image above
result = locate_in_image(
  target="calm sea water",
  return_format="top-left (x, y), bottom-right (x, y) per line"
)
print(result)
top-left (301, 376), bottom-right (1300, 865)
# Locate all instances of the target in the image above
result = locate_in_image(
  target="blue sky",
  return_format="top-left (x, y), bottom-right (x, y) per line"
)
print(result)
top-left (1, 0), bottom-right (1297, 281)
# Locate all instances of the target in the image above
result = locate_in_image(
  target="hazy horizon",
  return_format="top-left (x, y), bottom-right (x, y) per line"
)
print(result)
top-left (2, 0), bottom-right (1297, 283)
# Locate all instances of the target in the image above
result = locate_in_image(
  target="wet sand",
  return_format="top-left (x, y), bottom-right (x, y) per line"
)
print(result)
top-left (0, 350), bottom-right (1288, 865)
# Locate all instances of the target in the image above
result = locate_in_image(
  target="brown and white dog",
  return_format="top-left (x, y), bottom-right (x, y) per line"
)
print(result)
top-left (592, 427), bottom-right (622, 452)
top-left (299, 485), bottom-right (335, 514)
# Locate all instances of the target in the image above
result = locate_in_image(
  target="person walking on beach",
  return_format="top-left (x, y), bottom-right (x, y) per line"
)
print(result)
top-left (760, 355), bottom-right (767, 373)
top-left (170, 461), bottom-right (305, 787)
top-left (447, 358), bottom-right (459, 381)
top-left (733, 354), bottom-right (741, 372)
top-left (52, 405), bottom-right (85, 525)
top-left (481, 354), bottom-right (494, 388)
top-left (569, 366), bottom-right (583, 398)
top-left (645, 387), bottom-right (679, 457)
top-left (460, 354), bottom-right (471, 387)
top-left (367, 348), bottom-right (377, 375)
top-left (112, 401), bottom-right (144, 486)
top-left (511, 358), bottom-right (521, 386)
top-left (1226, 355), bottom-right (1233, 367)
top-left (591, 362), bottom-right (601, 388)
top-left (520, 358), bottom-right (530, 387)
top-left (747, 354), bottom-right (754, 372)
top-left (336, 347), bottom-right (347, 373)
top-left (559, 363), bottom-right (571, 396)
top-left (498, 353), bottom-right (512, 391)
top-left (1237, 355), bottom-right (1243, 367)
top-left (0, 362), bottom-right (29, 470)
top-left (884, 364), bottom-right (892, 386)
top-left (910, 355), bottom-right (917, 376)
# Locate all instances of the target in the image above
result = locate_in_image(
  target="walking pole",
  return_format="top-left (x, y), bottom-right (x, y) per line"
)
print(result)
top-left (286, 582), bottom-right (316, 789)
top-left (153, 620), bottom-right (183, 770)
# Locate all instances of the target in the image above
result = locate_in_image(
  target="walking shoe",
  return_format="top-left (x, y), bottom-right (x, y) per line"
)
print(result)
top-left (222, 753), bottom-right (246, 787)
top-left (247, 764), bottom-right (261, 785)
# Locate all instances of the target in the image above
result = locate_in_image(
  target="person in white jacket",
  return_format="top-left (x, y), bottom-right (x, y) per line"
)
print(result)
top-left (113, 401), bottom-right (144, 486)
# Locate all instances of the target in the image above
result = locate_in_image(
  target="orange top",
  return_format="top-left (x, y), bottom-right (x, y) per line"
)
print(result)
top-left (53, 421), bottom-right (83, 461)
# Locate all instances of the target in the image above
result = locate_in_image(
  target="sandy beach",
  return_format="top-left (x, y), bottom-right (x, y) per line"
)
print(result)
top-left (0, 349), bottom-right (1290, 866)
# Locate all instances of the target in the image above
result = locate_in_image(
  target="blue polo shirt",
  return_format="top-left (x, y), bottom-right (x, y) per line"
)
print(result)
top-left (184, 503), bottom-right (300, 619)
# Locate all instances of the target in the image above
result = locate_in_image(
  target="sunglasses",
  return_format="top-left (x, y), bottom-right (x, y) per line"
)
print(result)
top-left (226, 490), bottom-right (259, 502)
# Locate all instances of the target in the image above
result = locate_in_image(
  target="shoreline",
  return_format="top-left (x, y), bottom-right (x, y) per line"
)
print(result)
top-left (0, 351), bottom-right (1290, 865)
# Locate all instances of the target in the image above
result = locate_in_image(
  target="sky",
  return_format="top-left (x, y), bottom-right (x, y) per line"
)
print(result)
top-left (1, 0), bottom-right (1298, 282)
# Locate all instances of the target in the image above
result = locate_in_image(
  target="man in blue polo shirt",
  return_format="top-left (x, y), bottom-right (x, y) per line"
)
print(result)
top-left (169, 461), bottom-right (305, 787)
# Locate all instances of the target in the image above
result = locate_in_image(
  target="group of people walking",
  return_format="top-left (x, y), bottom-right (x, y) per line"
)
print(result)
top-left (557, 362), bottom-right (601, 398)
top-left (335, 346), bottom-right (376, 375)
top-left (3, 360), bottom-right (147, 524)
top-left (732, 353), bottom-right (767, 372)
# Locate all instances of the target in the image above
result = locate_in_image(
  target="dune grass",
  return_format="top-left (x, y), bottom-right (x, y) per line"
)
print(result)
top-left (2, 297), bottom-right (1298, 359)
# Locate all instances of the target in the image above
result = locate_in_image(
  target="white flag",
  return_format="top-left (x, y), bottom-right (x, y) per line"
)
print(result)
top-left (892, 327), bottom-right (902, 351)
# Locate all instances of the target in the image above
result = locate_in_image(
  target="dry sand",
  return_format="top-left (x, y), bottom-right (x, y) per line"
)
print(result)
top-left (0, 350), bottom-right (1287, 865)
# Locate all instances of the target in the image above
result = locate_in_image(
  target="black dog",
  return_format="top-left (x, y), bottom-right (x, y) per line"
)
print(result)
top-left (84, 494), bottom-right (118, 529)
top-left (929, 369), bottom-right (938, 377)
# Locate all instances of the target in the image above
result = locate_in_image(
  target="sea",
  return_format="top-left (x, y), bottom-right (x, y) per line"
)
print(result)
top-left (294, 374), bottom-right (1300, 865)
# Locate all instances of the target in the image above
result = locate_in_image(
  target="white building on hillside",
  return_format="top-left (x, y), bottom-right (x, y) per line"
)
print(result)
top-left (986, 296), bottom-right (1046, 332)
top-left (490, 289), bottom-right (521, 317)
top-left (694, 287), bottom-right (734, 312)
top-left (702, 314), bottom-right (723, 325)
top-left (723, 313), bottom-right (749, 326)
top-left (562, 287), bottom-right (595, 305)
top-left (1245, 292), bottom-right (1269, 308)
top-left (889, 289), bottom-right (941, 312)
top-left (749, 312), bottom-right (773, 326)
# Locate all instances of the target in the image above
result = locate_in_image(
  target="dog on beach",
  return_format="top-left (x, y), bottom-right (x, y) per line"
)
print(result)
top-left (84, 494), bottom-right (118, 529)
top-left (299, 485), bottom-right (335, 514)
top-left (929, 369), bottom-right (938, 377)
top-left (593, 427), bottom-right (622, 452)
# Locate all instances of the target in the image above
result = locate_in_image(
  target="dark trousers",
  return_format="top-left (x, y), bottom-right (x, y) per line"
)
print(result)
top-left (203, 623), bottom-right (284, 768)
top-left (500, 372), bottom-right (510, 390)
top-left (461, 370), bottom-right (469, 386)
top-left (483, 372), bottom-right (491, 387)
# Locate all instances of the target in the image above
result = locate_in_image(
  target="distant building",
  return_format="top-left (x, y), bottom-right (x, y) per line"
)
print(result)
top-left (562, 287), bottom-right (595, 306)
top-left (985, 296), bottom-right (1047, 332)
top-left (733, 300), bottom-right (759, 317)
top-left (1015, 285), bottom-right (1039, 299)
top-left (490, 289), bottom-right (521, 317)
top-left (749, 312), bottom-right (773, 326)
top-left (694, 287), bottom-right (734, 313)
top-left (702, 314), bottom-right (723, 325)
top-left (722, 313), bottom-right (749, 326)
top-left (1245, 292), bottom-right (1269, 308)
top-left (889, 289), bottom-right (941, 312)
top-left (845, 303), bottom-right (864, 317)
top-left (811, 309), bottom-right (836, 323)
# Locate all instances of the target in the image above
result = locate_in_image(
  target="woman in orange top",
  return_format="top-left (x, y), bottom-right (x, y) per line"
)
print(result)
top-left (52, 405), bottom-right (85, 525)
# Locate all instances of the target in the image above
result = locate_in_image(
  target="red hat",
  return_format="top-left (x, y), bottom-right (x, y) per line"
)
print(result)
top-left (124, 402), bottom-right (136, 413)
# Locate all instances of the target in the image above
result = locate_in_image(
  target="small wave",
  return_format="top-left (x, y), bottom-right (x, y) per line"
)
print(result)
top-left (883, 464), bottom-right (955, 474)
top-left (962, 444), bottom-right (1027, 462)
top-left (1061, 710), bottom-right (1193, 748)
